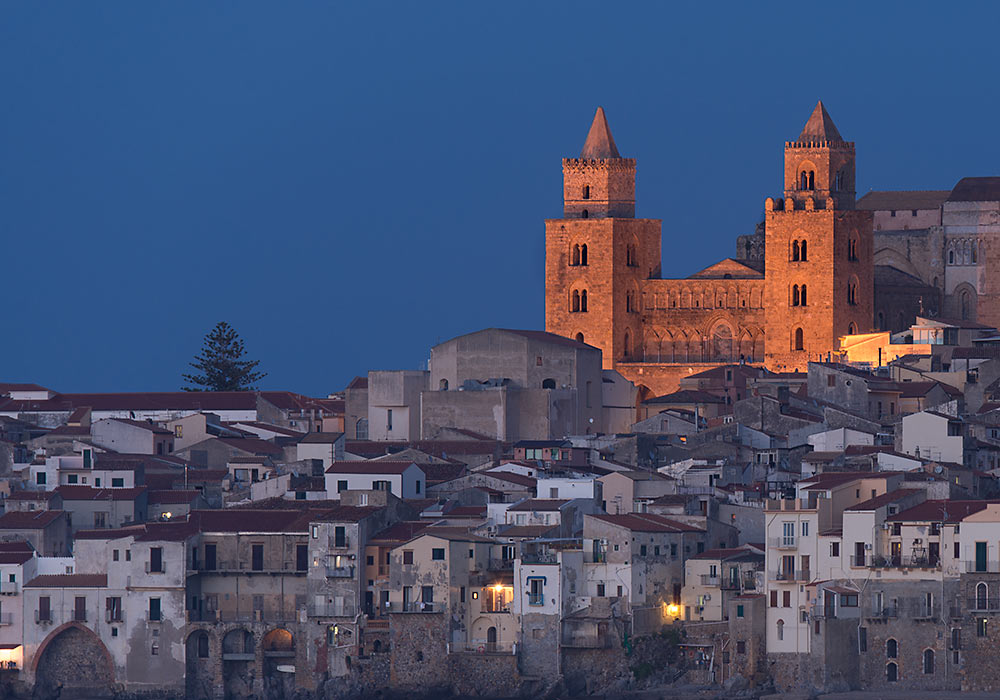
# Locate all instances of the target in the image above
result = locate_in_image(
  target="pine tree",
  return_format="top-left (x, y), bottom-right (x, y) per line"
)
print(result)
top-left (182, 322), bottom-right (267, 392)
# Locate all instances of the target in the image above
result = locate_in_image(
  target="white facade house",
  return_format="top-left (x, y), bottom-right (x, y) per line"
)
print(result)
top-left (901, 410), bottom-right (964, 464)
top-left (324, 461), bottom-right (425, 500)
top-left (807, 427), bottom-right (874, 452)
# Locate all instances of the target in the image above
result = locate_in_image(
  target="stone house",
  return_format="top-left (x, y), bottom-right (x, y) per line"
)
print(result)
top-left (0, 511), bottom-right (69, 557)
top-left (54, 485), bottom-right (148, 537)
top-left (598, 469), bottom-right (677, 514)
top-left (681, 547), bottom-right (763, 622)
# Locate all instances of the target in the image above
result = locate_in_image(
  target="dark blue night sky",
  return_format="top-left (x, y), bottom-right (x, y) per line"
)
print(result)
top-left (3, 2), bottom-right (999, 395)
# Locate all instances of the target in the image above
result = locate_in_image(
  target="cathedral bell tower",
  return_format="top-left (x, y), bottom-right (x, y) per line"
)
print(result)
top-left (763, 101), bottom-right (873, 371)
top-left (545, 108), bottom-right (661, 369)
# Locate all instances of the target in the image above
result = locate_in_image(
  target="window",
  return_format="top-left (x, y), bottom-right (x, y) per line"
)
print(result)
top-left (36, 472), bottom-right (46, 485)
top-left (839, 594), bottom-right (858, 607)
top-left (952, 627), bottom-right (961, 651)
top-left (859, 627), bottom-right (867, 652)
top-left (113, 550), bottom-right (119, 562)
top-left (923, 649), bottom-right (935, 674)
top-left (149, 547), bottom-right (163, 574)
top-left (582, 185), bottom-right (590, 200)
top-left (337, 480), bottom-right (348, 493)
top-left (886, 638), bottom-right (898, 658)
top-left (74, 596), bottom-right (87, 622)
top-left (770, 591), bottom-right (778, 607)
top-left (978, 617), bottom-right (988, 637)
top-left (251, 544), bottom-right (264, 571)
top-left (597, 583), bottom-right (605, 597)
top-left (529, 578), bottom-right (544, 606)
top-left (403, 550), bottom-right (414, 565)
top-left (792, 240), bottom-right (800, 261)
top-left (356, 418), bottom-right (368, 440)
top-left (777, 619), bottom-right (784, 640)
top-left (197, 632), bottom-right (209, 658)
top-left (334, 526), bottom-right (346, 548)
top-left (801, 522), bottom-right (809, 537)
top-left (580, 244), bottom-right (588, 266)
top-left (106, 597), bottom-right (122, 623)
top-left (848, 280), bottom-right (858, 305)
top-left (575, 332), bottom-right (584, 343)
top-left (737, 604), bottom-right (744, 618)
top-left (111, 478), bottom-right (124, 488)
top-left (94, 512), bottom-right (107, 529)
top-left (640, 545), bottom-right (647, 556)
top-left (386, 409), bottom-right (393, 432)
top-left (887, 662), bottom-right (898, 683)
top-left (783, 591), bottom-right (790, 607)
top-left (149, 598), bottom-right (161, 622)
top-left (37, 596), bottom-right (50, 623)
top-left (792, 284), bottom-right (800, 306)
top-left (793, 327), bottom-right (804, 351)
top-left (736, 641), bottom-right (746, 654)
top-left (800, 285), bottom-right (807, 306)
top-left (68, 474), bottom-right (78, 484)
top-left (431, 548), bottom-right (445, 561)
top-left (830, 542), bottom-right (839, 557)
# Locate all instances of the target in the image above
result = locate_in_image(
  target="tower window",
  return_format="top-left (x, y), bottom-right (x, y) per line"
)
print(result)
top-left (848, 280), bottom-right (858, 305)
top-left (800, 240), bottom-right (807, 260)
top-left (808, 171), bottom-right (815, 189)
top-left (580, 289), bottom-right (588, 312)
top-left (572, 244), bottom-right (580, 266)
top-left (800, 171), bottom-right (808, 190)
top-left (792, 285), bottom-right (800, 307)
top-left (623, 330), bottom-right (632, 360)
top-left (848, 322), bottom-right (858, 335)
top-left (571, 290), bottom-right (580, 312)
top-left (575, 332), bottom-right (584, 343)
top-left (581, 209), bottom-right (589, 219)
top-left (800, 284), bottom-right (807, 306)
top-left (582, 185), bottom-right (590, 200)
top-left (848, 239), bottom-right (858, 261)
top-left (792, 240), bottom-right (800, 262)
top-left (793, 328), bottom-right (804, 351)
top-left (580, 244), bottom-right (588, 266)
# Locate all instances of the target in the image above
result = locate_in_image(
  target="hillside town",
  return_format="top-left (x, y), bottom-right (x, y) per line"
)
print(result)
top-left (8, 102), bottom-right (1000, 700)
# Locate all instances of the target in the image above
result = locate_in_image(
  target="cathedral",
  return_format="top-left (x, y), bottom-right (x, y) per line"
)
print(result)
top-left (544, 102), bottom-right (979, 397)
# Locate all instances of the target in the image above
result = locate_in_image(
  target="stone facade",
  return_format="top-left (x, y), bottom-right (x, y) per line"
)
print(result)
top-left (545, 103), bottom-right (884, 397)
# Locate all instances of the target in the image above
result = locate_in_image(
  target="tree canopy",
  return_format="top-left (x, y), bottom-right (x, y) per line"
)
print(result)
top-left (182, 321), bottom-right (267, 392)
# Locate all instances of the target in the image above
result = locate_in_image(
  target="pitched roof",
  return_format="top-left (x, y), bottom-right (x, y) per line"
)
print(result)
top-left (325, 461), bottom-right (419, 475)
top-left (874, 265), bottom-right (936, 289)
top-left (215, 437), bottom-right (284, 455)
top-left (948, 177), bottom-right (1000, 203)
top-left (482, 470), bottom-right (536, 488)
top-left (369, 520), bottom-right (431, 545)
top-left (798, 101), bottom-right (843, 142)
top-left (845, 489), bottom-right (922, 511)
top-left (0, 510), bottom-right (64, 529)
top-left (887, 499), bottom-right (989, 523)
top-left (644, 389), bottom-right (726, 405)
top-left (26, 574), bottom-right (107, 588)
top-left (798, 472), bottom-right (894, 490)
top-left (55, 486), bottom-right (146, 501)
top-left (856, 190), bottom-right (950, 211)
top-left (689, 547), bottom-right (764, 562)
top-left (299, 432), bottom-right (345, 444)
top-left (580, 107), bottom-right (621, 159)
top-left (589, 513), bottom-right (704, 533)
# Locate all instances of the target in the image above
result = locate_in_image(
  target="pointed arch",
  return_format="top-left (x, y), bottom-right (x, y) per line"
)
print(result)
top-left (32, 622), bottom-right (116, 681)
top-left (792, 240), bottom-right (800, 262)
top-left (580, 243), bottom-right (588, 266)
top-left (580, 289), bottom-right (588, 312)
top-left (800, 284), bottom-right (807, 306)
top-left (800, 239), bottom-right (808, 260)
top-left (793, 327), bottom-right (804, 351)
top-left (571, 244), bottom-right (580, 266)
top-left (623, 329), bottom-right (632, 361)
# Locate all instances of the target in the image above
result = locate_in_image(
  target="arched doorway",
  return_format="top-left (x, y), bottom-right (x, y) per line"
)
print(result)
top-left (34, 624), bottom-right (114, 697)
top-left (487, 626), bottom-right (498, 652)
top-left (222, 629), bottom-right (254, 700)
top-left (186, 631), bottom-right (213, 700)
top-left (262, 629), bottom-right (295, 700)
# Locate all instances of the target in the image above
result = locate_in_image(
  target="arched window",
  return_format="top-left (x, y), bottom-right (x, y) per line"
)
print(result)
top-left (808, 171), bottom-right (815, 189)
top-left (572, 244), bottom-right (580, 266)
top-left (848, 280), bottom-right (858, 305)
top-left (848, 239), bottom-right (858, 261)
top-left (794, 327), bottom-right (804, 351)
top-left (575, 332), bottom-right (584, 343)
top-left (580, 290), bottom-right (588, 312)
top-left (977, 582), bottom-right (988, 610)
top-left (439, 379), bottom-right (448, 391)
top-left (972, 241), bottom-right (978, 263)
top-left (835, 171), bottom-right (843, 191)
top-left (800, 171), bottom-right (808, 190)
top-left (800, 284), bottom-right (807, 306)
top-left (848, 322), bottom-right (858, 335)
top-left (581, 209), bottom-right (589, 219)
top-left (580, 244), bottom-right (588, 266)
top-left (582, 185), bottom-right (590, 200)
top-left (800, 240), bottom-right (807, 260)
top-left (792, 240), bottom-right (800, 262)
top-left (745, 242), bottom-right (752, 258)
top-left (197, 632), bottom-right (209, 658)
top-left (572, 290), bottom-right (580, 312)
top-left (356, 418), bottom-right (368, 441)
top-left (886, 638), bottom-right (898, 659)
top-left (949, 249), bottom-right (955, 265)
top-left (776, 619), bottom-right (784, 641)
top-left (542, 378), bottom-right (556, 389)
top-left (923, 649), bottom-right (934, 674)
top-left (887, 662), bottom-right (898, 683)
top-left (623, 330), bottom-right (632, 360)
top-left (961, 290), bottom-right (970, 321)
top-left (792, 285), bottom-right (800, 306)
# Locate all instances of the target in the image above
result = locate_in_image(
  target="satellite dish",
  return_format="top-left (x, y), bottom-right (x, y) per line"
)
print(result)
top-left (934, 466), bottom-right (944, 474)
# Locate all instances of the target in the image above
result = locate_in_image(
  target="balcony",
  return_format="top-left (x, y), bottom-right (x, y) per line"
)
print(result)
top-left (769, 569), bottom-right (809, 582)
top-left (309, 602), bottom-right (357, 618)
top-left (144, 562), bottom-right (166, 574)
top-left (0, 583), bottom-right (19, 596)
top-left (768, 536), bottom-right (797, 550)
top-left (488, 558), bottom-right (514, 571)
top-left (700, 575), bottom-right (720, 586)
top-left (528, 594), bottom-right (545, 606)
top-left (326, 563), bottom-right (355, 578)
top-left (522, 552), bottom-right (558, 565)
top-left (329, 536), bottom-right (351, 550)
top-left (867, 607), bottom-right (899, 619)
top-left (865, 555), bottom-right (941, 570)
top-left (389, 601), bottom-right (438, 613)
top-left (965, 561), bottom-right (1000, 574)
top-left (968, 597), bottom-right (1000, 613)
top-left (204, 561), bottom-right (307, 575)
top-left (34, 611), bottom-right (52, 624)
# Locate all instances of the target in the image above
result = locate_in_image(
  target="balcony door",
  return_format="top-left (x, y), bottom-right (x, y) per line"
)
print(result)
top-left (976, 541), bottom-right (988, 573)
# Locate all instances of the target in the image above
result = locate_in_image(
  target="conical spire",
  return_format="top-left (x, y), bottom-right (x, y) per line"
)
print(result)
top-left (798, 101), bottom-right (843, 143)
top-left (580, 107), bottom-right (621, 159)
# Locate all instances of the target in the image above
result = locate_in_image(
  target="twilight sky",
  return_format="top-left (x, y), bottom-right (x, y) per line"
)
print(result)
top-left (3, 2), bottom-right (1000, 396)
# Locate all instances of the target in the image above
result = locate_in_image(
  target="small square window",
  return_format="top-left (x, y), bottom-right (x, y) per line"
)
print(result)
top-left (431, 548), bottom-right (445, 561)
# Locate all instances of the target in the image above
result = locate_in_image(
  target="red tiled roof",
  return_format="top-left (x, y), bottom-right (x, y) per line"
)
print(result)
top-left (0, 552), bottom-right (33, 565)
top-left (689, 546), bottom-right (764, 561)
top-left (0, 510), bottom-right (64, 529)
top-left (215, 437), bottom-right (284, 455)
top-left (299, 432), bottom-right (345, 444)
top-left (26, 574), bottom-right (107, 588)
top-left (799, 472), bottom-right (894, 490)
top-left (346, 377), bottom-right (368, 391)
top-left (589, 513), bottom-right (704, 533)
top-left (5, 490), bottom-right (59, 502)
top-left (483, 470), bottom-right (537, 488)
top-left (370, 521), bottom-right (431, 545)
top-left (887, 499), bottom-right (989, 523)
top-left (56, 486), bottom-right (146, 501)
top-left (845, 489), bottom-right (922, 511)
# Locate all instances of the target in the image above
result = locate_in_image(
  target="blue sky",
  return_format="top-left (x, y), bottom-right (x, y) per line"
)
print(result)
top-left (3, 2), bottom-right (1000, 395)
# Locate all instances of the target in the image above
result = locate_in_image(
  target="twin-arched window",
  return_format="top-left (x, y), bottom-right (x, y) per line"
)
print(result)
top-left (791, 284), bottom-right (807, 306)
top-left (800, 170), bottom-right (815, 190)
top-left (791, 240), bottom-right (808, 261)
top-left (571, 244), bottom-right (588, 266)
top-left (571, 289), bottom-right (589, 313)
top-left (848, 239), bottom-right (858, 261)
top-left (626, 291), bottom-right (636, 313)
